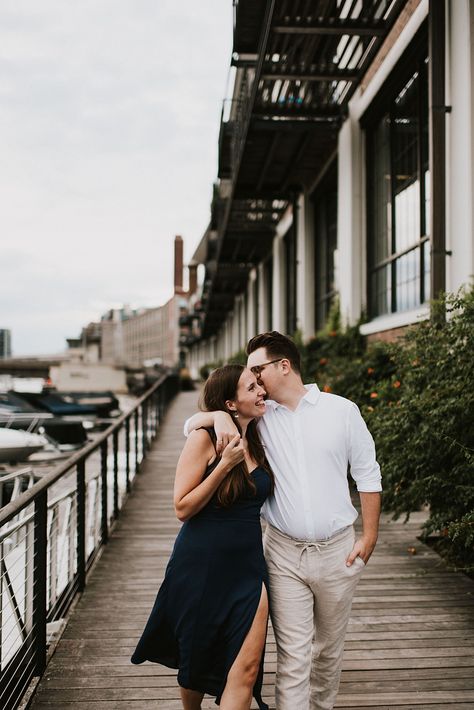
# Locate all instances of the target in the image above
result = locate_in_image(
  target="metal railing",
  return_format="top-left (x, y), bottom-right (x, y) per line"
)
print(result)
top-left (0, 373), bottom-right (180, 710)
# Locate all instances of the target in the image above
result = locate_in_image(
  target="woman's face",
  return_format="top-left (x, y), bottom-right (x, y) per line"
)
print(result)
top-left (228, 368), bottom-right (266, 421)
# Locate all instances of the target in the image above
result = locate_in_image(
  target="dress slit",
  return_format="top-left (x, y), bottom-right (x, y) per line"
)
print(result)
top-left (216, 580), bottom-right (269, 709)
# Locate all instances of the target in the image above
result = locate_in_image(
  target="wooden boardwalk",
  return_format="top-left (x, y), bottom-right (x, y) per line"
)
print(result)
top-left (31, 391), bottom-right (474, 709)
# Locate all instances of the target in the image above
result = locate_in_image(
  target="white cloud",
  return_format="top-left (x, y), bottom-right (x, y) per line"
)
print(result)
top-left (0, 0), bottom-right (232, 355)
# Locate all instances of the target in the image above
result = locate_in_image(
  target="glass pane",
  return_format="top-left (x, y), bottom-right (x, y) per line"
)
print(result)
top-left (314, 167), bottom-right (337, 330)
top-left (372, 115), bottom-right (392, 266)
top-left (423, 240), bottom-right (431, 302)
top-left (285, 228), bottom-right (296, 334)
top-left (395, 249), bottom-right (420, 312)
top-left (424, 169), bottom-right (430, 237)
top-left (393, 70), bottom-right (421, 252)
top-left (421, 58), bottom-right (430, 237)
top-left (265, 257), bottom-right (273, 330)
top-left (372, 265), bottom-right (391, 317)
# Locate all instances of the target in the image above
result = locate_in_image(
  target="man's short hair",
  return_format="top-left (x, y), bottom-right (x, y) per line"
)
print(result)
top-left (246, 331), bottom-right (301, 374)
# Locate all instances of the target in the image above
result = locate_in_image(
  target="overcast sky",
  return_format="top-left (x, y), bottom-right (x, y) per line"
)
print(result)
top-left (0, 0), bottom-right (233, 356)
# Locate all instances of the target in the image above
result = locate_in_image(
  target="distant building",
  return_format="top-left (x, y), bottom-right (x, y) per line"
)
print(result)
top-left (66, 321), bottom-right (102, 364)
top-left (73, 236), bottom-right (199, 370)
top-left (0, 329), bottom-right (12, 359)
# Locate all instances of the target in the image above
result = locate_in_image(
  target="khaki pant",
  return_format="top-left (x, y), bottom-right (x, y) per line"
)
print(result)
top-left (264, 524), bottom-right (365, 710)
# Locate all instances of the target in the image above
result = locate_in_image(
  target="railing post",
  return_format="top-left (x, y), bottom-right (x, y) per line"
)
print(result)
top-left (76, 460), bottom-right (86, 593)
top-left (0, 542), bottom-right (3, 671)
top-left (142, 401), bottom-right (148, 455)
top-left (125, 418), bottom-right (131, 493)
top-left (151, 392), bottom-right (157, 438)
top-left (154, 391), bottom-right (160, 434)
top-left (134, 410), bottom-right (139, 473)
top-left (48, 509), bottom-right (57, 608)
top-left (113, 430), bottom-right (119, 519)
top-left (158, 386), bottom-right (164, 424)
top-left (33, 490), bottom-right (48, 675)
top-left (100, 440), bottom-right (108, 544)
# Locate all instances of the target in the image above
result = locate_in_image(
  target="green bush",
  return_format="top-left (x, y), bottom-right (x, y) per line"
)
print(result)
top-left (179, 368), bottom-right (195, 391)
top-left (199, 360), bottom-right (223, 381)
top-left (228, 349), bottom-right (247, 366)
top-left (301, 288), bottom-right (474, 570)
top-left (367, 289), bottom-right (474, 569)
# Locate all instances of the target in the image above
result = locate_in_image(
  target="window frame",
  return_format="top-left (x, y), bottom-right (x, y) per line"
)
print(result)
top-left (363, 24), bottom-right (429, 319)
top-left (312, 161), bottom-right (338, 331)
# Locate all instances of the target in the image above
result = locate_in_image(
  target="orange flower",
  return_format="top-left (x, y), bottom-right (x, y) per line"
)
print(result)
top-left (370, 392), bottom-right (378, 399)
top-left (319, 357), bottom-right (328, 365)
top-left (329, 330), bottom-right (337, 337)
top-left (367, 367), bottom-right (375, 375)
top-left (393, 380), bottom-right (401, 388)
top-left (323, 384), bottom-right (332, 393)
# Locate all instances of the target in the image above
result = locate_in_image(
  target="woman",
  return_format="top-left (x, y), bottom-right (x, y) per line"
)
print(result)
top-left (131, 365), bottom-right (273, 710)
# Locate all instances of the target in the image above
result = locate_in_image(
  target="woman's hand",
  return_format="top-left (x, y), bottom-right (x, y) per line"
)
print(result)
top-left (215, 411), bottom-right (240, 454)
top-left (220, 434), bottom-right (245, 471)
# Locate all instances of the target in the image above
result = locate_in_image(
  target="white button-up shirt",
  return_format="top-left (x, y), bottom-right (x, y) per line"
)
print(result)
top-left (257, 384), bottom-right (381, 541)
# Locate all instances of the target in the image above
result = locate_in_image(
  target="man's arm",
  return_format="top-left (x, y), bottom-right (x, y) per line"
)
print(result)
top-left (184, 411), bottom-right (239, 454)
top-left (346, 402), bottom-right (382, 566)
top-left (184, 412), bottom-right (215, 435)
top-left (346, 492), bottom-right (381, 565)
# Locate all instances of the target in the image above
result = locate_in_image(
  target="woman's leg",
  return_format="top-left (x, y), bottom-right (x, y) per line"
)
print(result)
top-left (180, 687), bottom-right (204, 710)
top-left (220, 584), bottom-right (269, 710)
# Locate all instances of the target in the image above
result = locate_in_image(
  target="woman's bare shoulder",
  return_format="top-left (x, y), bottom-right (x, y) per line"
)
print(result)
top-left (183, 428), bottom-right (216, 457)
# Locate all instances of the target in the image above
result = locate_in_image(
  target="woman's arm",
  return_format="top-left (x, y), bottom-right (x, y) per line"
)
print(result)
top-left (174, 429), bottom-right (243, 521)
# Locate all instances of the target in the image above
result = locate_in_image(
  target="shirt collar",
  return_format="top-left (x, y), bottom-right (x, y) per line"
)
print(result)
top-left (265, 383), bottom-right (321, 410)
top-left (302, 383), bottom-right (321, 405)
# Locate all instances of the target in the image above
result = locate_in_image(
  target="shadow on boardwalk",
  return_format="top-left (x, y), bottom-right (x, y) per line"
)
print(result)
top-left (31, 391), bottom-right (474, 709)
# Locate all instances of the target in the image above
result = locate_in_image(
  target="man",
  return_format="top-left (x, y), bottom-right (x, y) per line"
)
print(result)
top-left (185, 331), bottom-right (381, 710)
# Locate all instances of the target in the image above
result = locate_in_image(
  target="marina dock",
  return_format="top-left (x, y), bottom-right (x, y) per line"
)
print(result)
top-left (28, 390), bottom-right (474, 709)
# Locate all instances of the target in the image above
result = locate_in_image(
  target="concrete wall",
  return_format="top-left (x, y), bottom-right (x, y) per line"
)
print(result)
top-left (447, 0), bottom-right (474, 292)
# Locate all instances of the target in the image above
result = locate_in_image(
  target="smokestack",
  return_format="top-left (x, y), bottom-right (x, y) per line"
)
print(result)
top-left (174, 235), bottom-right (184, 294)
top-left (188, 264), bottom-right (198, 296)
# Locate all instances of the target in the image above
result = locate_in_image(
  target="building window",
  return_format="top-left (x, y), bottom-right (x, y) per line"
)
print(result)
top-left (264, 256), bottom-right (273, 330)
top-left (253, 271), bottom-right (259, 335)
top-left (285, 227), bottom-right (297, 335)
top-left (313, 163), bottom-right (338, 330)
top-left (366, 51), bottom-right (429, 318)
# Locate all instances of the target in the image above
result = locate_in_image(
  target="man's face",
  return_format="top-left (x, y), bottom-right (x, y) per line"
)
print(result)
top-left (247, 347), bottom-right (282, 399)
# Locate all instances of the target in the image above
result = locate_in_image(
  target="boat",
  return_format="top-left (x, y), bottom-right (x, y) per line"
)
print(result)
top-left (0, 392), bottom-right (88, 450)
top-left (0, 429), bottom-right (48, 463)
top-left (10, 390), bottom-right (121, 418)
top-left (0, 391), bottom-right (53, 429)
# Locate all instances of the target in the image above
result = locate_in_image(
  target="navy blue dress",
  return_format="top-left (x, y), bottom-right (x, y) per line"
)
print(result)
top-left (131, 428), bottom-right (271, 709)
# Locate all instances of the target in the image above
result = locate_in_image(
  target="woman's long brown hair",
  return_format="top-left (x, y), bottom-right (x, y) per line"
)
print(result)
top-left (200, 364), bottom-right (274, 507)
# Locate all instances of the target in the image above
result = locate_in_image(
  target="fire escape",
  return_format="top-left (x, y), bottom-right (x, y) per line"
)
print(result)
top-left (199, 0), bottom-right (411, 338)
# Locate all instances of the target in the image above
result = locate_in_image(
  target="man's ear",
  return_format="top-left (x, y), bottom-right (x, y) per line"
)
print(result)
top-left (280, 358), bottom-right (291, 375)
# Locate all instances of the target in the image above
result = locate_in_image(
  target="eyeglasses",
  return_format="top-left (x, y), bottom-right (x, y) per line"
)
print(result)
top-left (250, 358), bottom-right (283, 376)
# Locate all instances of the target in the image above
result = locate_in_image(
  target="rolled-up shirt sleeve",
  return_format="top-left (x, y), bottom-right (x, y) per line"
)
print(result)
top-left (347, 402), bottom-right (382, 492)
top-left (183, 418), bottom-right (191, 437)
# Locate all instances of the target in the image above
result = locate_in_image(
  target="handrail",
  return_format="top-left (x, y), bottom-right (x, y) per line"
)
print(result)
top-left (0, 374), bottom-right (167, 528)
top-left (0, 372), bottom-right (180, 710)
